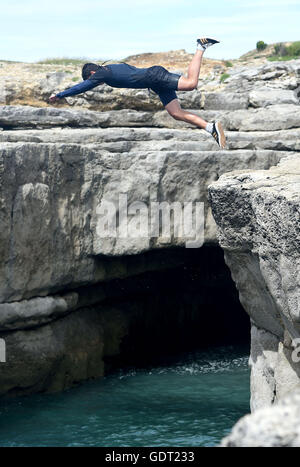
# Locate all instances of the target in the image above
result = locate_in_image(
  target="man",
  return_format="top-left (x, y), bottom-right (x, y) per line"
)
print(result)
top-left (49, 38), bottom-right (226, 148)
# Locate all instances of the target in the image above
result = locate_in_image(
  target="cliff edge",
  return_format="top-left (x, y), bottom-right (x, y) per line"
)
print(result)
top-left (209, 154), bottom-right (300, 411)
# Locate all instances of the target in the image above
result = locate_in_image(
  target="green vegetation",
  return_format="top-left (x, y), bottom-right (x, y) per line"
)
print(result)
top-left (220, 73), bottom-right (230, 83)
top-left (268, 55), bottom-right (300, 62)
top-left (72, 77), bottom-right (80, 82)
top-left (274, 43), bottom-right (288, 56)
top-left (224, 60), bottom-right (233, 67)
top-left (286, 41), bottom-right (300, 56)
top-left (268, 41), bottom-right (300, 61)
top-left (256, 41), bottom-right (267, 51)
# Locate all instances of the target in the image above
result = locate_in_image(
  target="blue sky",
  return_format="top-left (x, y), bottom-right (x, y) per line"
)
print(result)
top-left (1, 0), bottom-right (299, 62)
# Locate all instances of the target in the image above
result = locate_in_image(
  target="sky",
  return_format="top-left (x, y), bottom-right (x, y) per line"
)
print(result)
top-left (1, 0), bottom-right (300, 62)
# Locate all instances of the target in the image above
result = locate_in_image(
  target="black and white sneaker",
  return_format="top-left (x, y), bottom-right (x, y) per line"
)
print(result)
top-left (211, 121), bottom-right (226, 149)
top-left (197, 38), bottom-right (220, 51)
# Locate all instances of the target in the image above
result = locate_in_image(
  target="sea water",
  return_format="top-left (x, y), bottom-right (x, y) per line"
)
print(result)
top-left (0, 345), bottom-right (250, 447)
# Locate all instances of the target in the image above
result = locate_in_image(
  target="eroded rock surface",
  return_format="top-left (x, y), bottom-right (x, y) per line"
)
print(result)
top-left (209, 154), bottom-right (300, 410)
top-left (221, 391), bottom-right (300, 447)
top-left (0, 134), bottom-right (293, 303)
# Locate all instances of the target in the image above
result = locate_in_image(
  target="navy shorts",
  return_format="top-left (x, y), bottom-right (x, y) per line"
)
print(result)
top-left (146, 66), bottom-right (181, 106)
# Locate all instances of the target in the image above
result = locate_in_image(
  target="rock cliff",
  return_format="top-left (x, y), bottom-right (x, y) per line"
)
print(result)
top-left (209, 153), bottom-right (300, 411)
top-left (0, 57), bottom-right (300, 396)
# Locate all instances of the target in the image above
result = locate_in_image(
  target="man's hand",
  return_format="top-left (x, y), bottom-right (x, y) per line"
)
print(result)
top-left (49, 94), bottom-right (59, 104)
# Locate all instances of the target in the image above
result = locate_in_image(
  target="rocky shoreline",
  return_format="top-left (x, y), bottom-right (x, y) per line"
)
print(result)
top-left (0, 56), bottom-right (300, 445)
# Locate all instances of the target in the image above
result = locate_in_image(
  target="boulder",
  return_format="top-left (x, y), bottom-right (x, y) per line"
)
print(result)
top-left (221, 391), bottom-right (300, 447)
top-left (202, 92), bottom-right (249, 110)
top-left (249, 88), bottom-right (299, 107)
top-left (223, 104), bottom-right (300, 131)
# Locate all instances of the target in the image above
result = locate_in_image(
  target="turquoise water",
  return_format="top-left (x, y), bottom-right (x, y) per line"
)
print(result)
top-left (0, 345), bottom-right (250, 447)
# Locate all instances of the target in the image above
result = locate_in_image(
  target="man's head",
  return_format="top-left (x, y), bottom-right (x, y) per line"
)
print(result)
top-left (82, 63), bottom-right (100, 80)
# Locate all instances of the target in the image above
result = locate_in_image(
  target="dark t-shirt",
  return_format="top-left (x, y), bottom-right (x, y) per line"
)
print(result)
top-left (56, 63), bottom-right (179, 106)
top-left (92, 63), bottom-right (154, 88)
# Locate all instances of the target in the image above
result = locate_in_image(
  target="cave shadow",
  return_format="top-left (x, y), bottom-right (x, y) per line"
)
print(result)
top-left (96, 245), bottom-right (251, 371)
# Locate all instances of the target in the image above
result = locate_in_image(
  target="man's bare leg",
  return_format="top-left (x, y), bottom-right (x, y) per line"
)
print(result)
top-left (177, 37), bottom-right (219, 91)
top-left (165, 98), bottom-right (207, 129)
top-left (165, 98), bottom-right (226, 148)
top-left (177, 50), bottom-right (204, 91)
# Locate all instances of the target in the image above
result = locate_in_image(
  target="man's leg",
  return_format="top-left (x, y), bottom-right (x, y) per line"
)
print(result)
top-left (163, 37), bottom-right (226, 148)
top-left (165, 98), bottom-right (207, 129)
top-left (165, 99), bottom-right (226, 149)
top-left (177, 50), bottom-right (204, 91)
top-left (177, 37), bottom-right (220, 91)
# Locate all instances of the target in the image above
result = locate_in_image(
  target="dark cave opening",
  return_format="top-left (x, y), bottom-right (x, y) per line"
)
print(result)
top-left (97, 245), bottom-right (251, 371)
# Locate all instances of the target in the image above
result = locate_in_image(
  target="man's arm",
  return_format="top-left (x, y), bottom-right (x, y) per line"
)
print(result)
top-left (49, 79), bottom-right (101, 103)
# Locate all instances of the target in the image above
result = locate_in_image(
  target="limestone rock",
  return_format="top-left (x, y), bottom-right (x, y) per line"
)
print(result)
top-left (209, 154), bottom-right (300, 407)
top-left (1, 104), bottom-right (300, 133)
top-left (0, 293), bottom-right (78, 331)
top-left (249, 88), bottom-right (299, 107)
top-left (1, 127), bottom-right (300, 152)
top-left (202, 92), bottom-right (249, 110)
top-left (223, 104), bottom-right (300, 131)
top-left (225, 60), bottom-right (300, 92)
top-left (39, 72), bottom-right (70, 95)
top-left (0, 307), bottom-right (106, 395)
top-left (221, 391), bottom-right (300, 447)
top-left (0, 134), bottom-right (292, 303)
top-left (0, 105), bottom-right (152, 129)
top-left (249, 326), bottom-right (279, 411)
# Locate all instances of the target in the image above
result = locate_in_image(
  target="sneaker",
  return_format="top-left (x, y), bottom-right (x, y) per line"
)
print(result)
top-left (211, 121), bottom-right (226, 148)
top-left (197, 38), bottom-right (220, 50)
